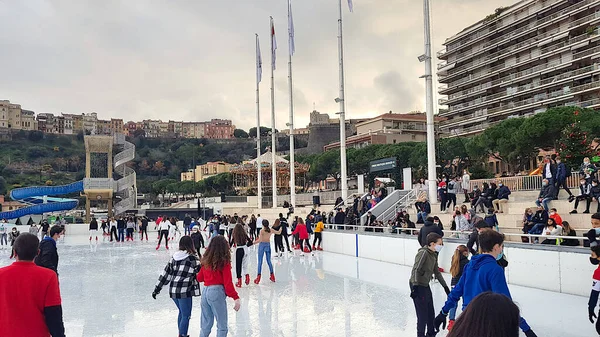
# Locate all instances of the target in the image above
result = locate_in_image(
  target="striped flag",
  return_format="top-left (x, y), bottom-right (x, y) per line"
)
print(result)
top-left (348, 0), bottom-right (353, 12)
top-left (288, 0), bottom-right (295, 56)
top-left (256, 34), bottom-right (262, 84)
top-left (270, 17), bottom-right (277, 70)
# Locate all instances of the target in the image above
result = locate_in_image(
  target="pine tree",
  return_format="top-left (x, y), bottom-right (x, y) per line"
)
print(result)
top-left (557, 113), bottom-right (595, 170)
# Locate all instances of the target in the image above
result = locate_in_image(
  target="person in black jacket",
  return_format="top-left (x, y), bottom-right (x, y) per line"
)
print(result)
top-left (418, 217), bottom-right (444, 247)
top-left (140, 216), bottom-right (149, 241)
top-left (89, 217), bottom-right (99, 241)
top-left (35, 225), bottom-right (61, 275)
top-left (535, 179), bottom-right (557, 211)
top-left (555, 155), bottom-right (574, 200)
top-left (183, 214), bottom-right (192, 236)
top-left (542, 155), bottom-right (557, 186)
top-left (279, 213), bottom-right (292, 252)
top-left (116, 216), bottom-right (126, 242)
top-left (528, 206), bottom-right (550, 237)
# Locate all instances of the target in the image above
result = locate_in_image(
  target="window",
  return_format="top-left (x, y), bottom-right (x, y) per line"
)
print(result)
top-left (411, 135), bottom-right (416, 140)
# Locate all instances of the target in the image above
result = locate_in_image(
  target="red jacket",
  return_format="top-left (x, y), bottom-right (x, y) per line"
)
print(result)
top-left (292, 223), bottom-right (309, 240)
top-left (196, 262), bottom-right (239, 300)
top-left (550, 213), bottom-right (563, 226)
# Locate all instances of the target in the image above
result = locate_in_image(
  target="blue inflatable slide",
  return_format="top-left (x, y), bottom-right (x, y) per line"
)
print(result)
top-left (0, 181), bottom-right (84, 220)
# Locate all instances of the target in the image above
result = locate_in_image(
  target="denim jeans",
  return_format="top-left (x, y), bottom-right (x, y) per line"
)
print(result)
top-left (118, 228), bottom-right (125, 242)
top-left (200, 285), bottom-right (228, 337)
top-left (257, 242), bottom-right (273, 275)
top-left (172, 297), bottom-right (193, 335)
top-left (535, 198), bottom-right (552, 211)
top-left (448, 286), bottom-right (459, 320)
top-left (417, 212), bottom-right (428, 223)
top-left (528, 223), bottom-right (546, 235)
top-left (0, 233), bottom-right (6, 245)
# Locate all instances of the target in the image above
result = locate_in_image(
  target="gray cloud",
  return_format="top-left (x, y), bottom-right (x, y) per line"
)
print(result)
top-left (0, 0), bottom-right (512, 129)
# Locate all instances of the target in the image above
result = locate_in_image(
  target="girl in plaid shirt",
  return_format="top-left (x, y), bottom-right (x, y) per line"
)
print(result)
top-left (152, 236), bottom-right (200, 337)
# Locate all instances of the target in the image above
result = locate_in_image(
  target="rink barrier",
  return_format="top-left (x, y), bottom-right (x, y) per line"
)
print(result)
top-left (322, 225), bottom-right (594, 297)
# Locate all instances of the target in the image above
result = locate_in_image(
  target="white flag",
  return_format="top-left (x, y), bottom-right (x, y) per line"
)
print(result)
top-left (288, 0), bottom-right (295, 56)
top-left (256, 34), bottom-right (262, 84)
top-left (271, 17), bottom-right (277, 70)
top-left (348, 0), bottom-right (354, 12)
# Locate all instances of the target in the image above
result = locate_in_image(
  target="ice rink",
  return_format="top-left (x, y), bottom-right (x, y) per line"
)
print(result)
top-left (0, 234), bottom-right (594, 337)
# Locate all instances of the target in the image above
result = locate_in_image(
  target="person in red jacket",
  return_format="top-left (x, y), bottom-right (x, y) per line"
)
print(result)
top-left (197, 235), bottom-right (240, 337)
top-left (0, 233), bottom-right (65, 337)
top-left (549, 208), bottom-right (563, 227)
top-left (291, 218), bottom-right (312, 255)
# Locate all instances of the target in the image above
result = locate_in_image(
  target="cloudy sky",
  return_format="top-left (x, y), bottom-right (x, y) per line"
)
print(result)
top-left (0, 0), bottom-right (511, 131)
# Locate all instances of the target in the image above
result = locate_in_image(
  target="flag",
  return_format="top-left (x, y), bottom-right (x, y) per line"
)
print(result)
top-left (270, 16), bottom-right (277, 70)
top-left (288, 0), bottom-right (295, 56)
top-left (348, 0), bottom-right (353, 12)
top-left (256, 34), bottom-right (262, 84)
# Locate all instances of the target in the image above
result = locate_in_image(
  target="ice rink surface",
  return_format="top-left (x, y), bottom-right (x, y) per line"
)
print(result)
top-left (0, 234), bottom-right (595, 337)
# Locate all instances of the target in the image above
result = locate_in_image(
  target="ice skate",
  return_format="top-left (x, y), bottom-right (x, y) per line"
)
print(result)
top-left (254, 275), bottom-right (261, 284)
top-left (270, 273), bottom-right (276, 282)
top-left (245, 274), bottom-right (250, 285)
top-left (236, 278), bottom-right (242, 288)
top-left (448, 320), bottom-right (455, 331)
top-left (156, 245), bottom-right (160, 250)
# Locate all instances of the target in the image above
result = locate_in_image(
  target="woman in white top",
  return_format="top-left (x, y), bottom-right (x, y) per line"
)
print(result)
top-left (156, 218), bottom-right (171, 250)
top-left (454, 210), bottom-right (471, 239)
top-left (462, 169), bottom-right (471, 203)
top-left (540, 218), bottom-right (562, 245)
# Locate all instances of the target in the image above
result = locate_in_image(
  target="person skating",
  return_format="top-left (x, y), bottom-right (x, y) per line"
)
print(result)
top-left (0, 220), bottom-right (8, 250)
top-left (29, 222), bottom-right (40, 237)
top-left (8, 227), bottom-right (20, 259)
top-left (447, 245), bottom-right (470, 331)
top-left (254, 219), bottom-right (282, 283)
top-left (312, 217), bottom-right (324, 251)
top-left (35, 225), bottom-right (61, 275)
top-left (157, 217), bottom-right (171, 250)
top-left (232, 223), bottom-right (251, 287)
top-left (109, 217), bottom-right (118, 242)
top-left (272, 219), bottom-right (284, 257)
top-left (434, 230), bottom-right (538, 337)
top-left (89, 217), bottom-right (99, 241)
top-left (140, 216), bottom-right (149, 241)
top-left (126, 217), bottom-right (135, 241)
top-left (291, 218), bottom-right (312, 255)
top-left (196, 235), bottom-right (241, 337)
top-left (190, 226), bottom-right (204, 257)
top-left (278, 213), bottom-right (292, 252)
top-left (116, 216), bottom-right (126, 242)
top-left (152, 236), bottom-right (200, 337)
top-left (183, 213), bottom-right (192, 236)
top-left (587, 244), bottom-right (600, 335)
top-left (101, 219), bottom-right (108, 236)
top-left (0, 233), bottom-right (66, 337)
top-left (409, 233), bottom-right (450, 337)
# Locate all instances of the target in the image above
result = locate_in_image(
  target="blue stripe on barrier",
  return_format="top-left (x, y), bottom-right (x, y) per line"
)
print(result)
top-left (355, 234), bottom-right (359, 257)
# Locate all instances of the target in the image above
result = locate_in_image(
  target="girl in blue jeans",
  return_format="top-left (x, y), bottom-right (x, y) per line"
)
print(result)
top-left (196, 235), bottom-right (241, 337)
top-left (254, 219), bottom-right (282, 284)
top-left (152, 236), bottom-right (200, 337)
top-left (447, 245), bottom-right (470, 331)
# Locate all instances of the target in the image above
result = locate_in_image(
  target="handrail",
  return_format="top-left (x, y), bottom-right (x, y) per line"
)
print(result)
top-left (322, 224), bottom-right (589, 248)
top-left (376, 189), bottom-right (419, 224)
top-left (329, 192), bottom-right (369, 215)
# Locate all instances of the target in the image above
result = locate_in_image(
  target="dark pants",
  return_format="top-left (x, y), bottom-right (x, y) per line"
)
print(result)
top-left (313, 232), bottom-right (322, 247)
top-left (126, 228), bottom-right (133, 240)
top-left (141, 228), bottom-right (148, 240)
top-left (118, 228), bottom-right (125, 242)
top-left (439, 193), bottom-right (447, 212)
top-left (446, 193), bottom-right (456, 209)
top-left (412, 285), bottom-right (435, 337)
top-left (301, 238), bottom-right (312, 252)
top-left (158, 230), bottom-right (169, 247)
top-left (218, 229), bottom-right (225, 236)
top-left (274, 235), bottom-right (283, 253)
top-left (575, 195), bottom-right (591, 212)
top-left (110, 227), bottom-right (118, 241)
top-left (556, 180), bottom-right (572, 198)
top-left (228, 229), bottom-right (233, 246)
top-left (235, 247), bottom-right (246, 279)
top-left (282, 234), bottom-right (291, 251)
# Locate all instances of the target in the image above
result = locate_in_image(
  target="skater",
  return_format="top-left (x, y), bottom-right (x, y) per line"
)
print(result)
top-left (191, 225), bottom-right (204, 257)
top-left (0, 220), bottom-right (7, 249)
top-left (248, 214), bottom-right (257, 241)
top-left (184, 213), bottom-right (192, 236)
top-left (152, 236), bottom-right (201, 337)
top-left (254, 219), bottom-right (282, 283)
top-left (140, 216), bottom-right (149, 241)
top-left (157, 217), bottom-right (171, 250)
top-left (40, 219), bottom-right (50, 238)
top-left (588, 244), bottom-right (600, 335)
top-left (35, 225), bottom-right (61, 275)
top-left (196, 235), bottom-right (241, 337)
top-left (8, 227), bottom-right (20, 259)
top-left (232, 223), bottom-right (251, 287)
top-left (116, 216), bottom-right (126, 242)
top-left (278, 213), bottom-right (292, 252)
top-left (89, 217), bottom-right (99, 241)
top-left (227, 217), bottom-right (236, 246)
top-left (0, 233), bottom-right (66, 337)
top-left (126, 217), bottom-right (135, 241)
top-left (256, 214), bottom-right (263, 238)
top-left (101, 219), bottom-right (108, 236)
top-left (109, 217), bottom-right (118, 242)
top-left (434, 230), bottom-right (538, 337)
top-left (169, 218), bottom-right (178, 242)
top-left (291, 218), bottom-right (312, 255)
top-left (409, 233), bottom-right (450, 337)
top-left (272, 219), bottom-right (284, 257)
top-left (29, 222), bottom-right (40, 237)
top-left (312, 217), bottom-right (324, 251)
top-left (447, 245), bottom-right (470, 331)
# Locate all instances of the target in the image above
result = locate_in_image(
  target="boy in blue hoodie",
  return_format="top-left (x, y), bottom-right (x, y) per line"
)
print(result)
top-left (434, 230), bottom-right (538, 337)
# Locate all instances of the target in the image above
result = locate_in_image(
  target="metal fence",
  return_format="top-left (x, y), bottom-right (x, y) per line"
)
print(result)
top-left (469, 172), bottom-right (581, 192)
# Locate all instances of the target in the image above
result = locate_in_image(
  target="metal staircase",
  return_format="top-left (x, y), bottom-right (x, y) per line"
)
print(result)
top-left (360, 189), bottom-right (419, 225)
top-left (113, 134), bottom-right (136, 215)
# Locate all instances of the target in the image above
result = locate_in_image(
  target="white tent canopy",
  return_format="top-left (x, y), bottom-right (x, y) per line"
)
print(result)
top-left (250, 151), bottom-right (289, 164)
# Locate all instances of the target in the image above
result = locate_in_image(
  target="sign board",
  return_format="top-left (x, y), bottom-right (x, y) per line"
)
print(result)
top-left (403, 167), bottom-right (412, 190)
top-left (369, 157), bottom-right (397, 173)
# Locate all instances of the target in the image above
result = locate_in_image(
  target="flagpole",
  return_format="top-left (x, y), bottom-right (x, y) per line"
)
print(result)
top-left (288, 0), bottom-right (296, 209)
top-left (255, 33), bottom-right (263, 209)
top-left (423, 0), bottom-right (437, 204)
top-left (270, 16), bottom-right (278, 208)
top-left (337, 0), bottom-right (349, 205)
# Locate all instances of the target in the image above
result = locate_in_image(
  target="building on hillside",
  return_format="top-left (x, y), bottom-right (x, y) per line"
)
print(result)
top-left (82, 113), bottom-right (98, 135)
top-left (438, 0), bottom-right (600, 137)
top-left (310, 110), bottom-right (332, 125)
top-left (205, 119), bottom-right (235, 139)
top-left (0, 100), bottom-right (23, 130)
top-left (97, 119), bottom-right (112, 135)
top-left (111, 118), bottom-right (123, 136)
top-left (142, 120), bottom-right (161, 138)
top-left (125, 121), bottom-right (137, 136)
top-left (21, 110), bottom-right (37, 131)
top-left (62, 114), bottom-right (73, 134)
top-left (180, 161), bottom-right (234, 182)
top-left (36, 113), bottom-right (55, 133)
top-left (323, 112), bottom-right (444, 151)
top-left (279, 127), bottom-right (310, 136)
top-left (0, 195), bottom-right (25, 213)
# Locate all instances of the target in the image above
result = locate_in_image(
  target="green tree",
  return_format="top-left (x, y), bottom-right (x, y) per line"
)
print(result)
top-left (234, 129), bottom-right (249, 138)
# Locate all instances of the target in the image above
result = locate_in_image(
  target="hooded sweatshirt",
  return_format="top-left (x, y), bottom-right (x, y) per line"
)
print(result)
top-left (409, 246), bottom-right (448, 289)
top-left (442, 254), bottom-right (531, 332)
top-left (35, 236), bottom-right (59, 274)
top-left (155, 251), bottom-right (200, 298)
top-left (417, 220), bottom-right (443, 247)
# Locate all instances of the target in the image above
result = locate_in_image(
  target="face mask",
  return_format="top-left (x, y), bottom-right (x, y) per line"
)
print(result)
top-left (591, 257), bottom-right (600, 265)
top-left (595, 228), bottom-right (600, 235)
top-left (585, 161), bottom-right (590, 165)
top-left (556, 160), bottom-right (561, 163)
top-left (550, 212), bottom-right (555, 215)
top-left (498, 183), bottom-right (503, 187)
top-left (581, 182), bottom-right (586, 185)
top-left (434, 221), bottom-right (439, 225)
top-left (496, 250), bottom-right (504, 261)
top-left (542, 182), bottom-right (547, 186)
top-left (434, 244), bottom-right (443, 253)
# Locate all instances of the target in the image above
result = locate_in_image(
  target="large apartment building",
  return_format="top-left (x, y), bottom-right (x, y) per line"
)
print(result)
top-left (437, 0), bottom-right (600, 137)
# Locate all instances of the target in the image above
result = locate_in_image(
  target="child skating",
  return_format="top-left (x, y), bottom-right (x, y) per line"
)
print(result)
top-left (254, 219), bottom-right (282, 283)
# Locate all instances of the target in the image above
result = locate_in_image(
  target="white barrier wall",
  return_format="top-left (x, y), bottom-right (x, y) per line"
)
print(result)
top-left (322, 231), bottom-right (594, 297)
